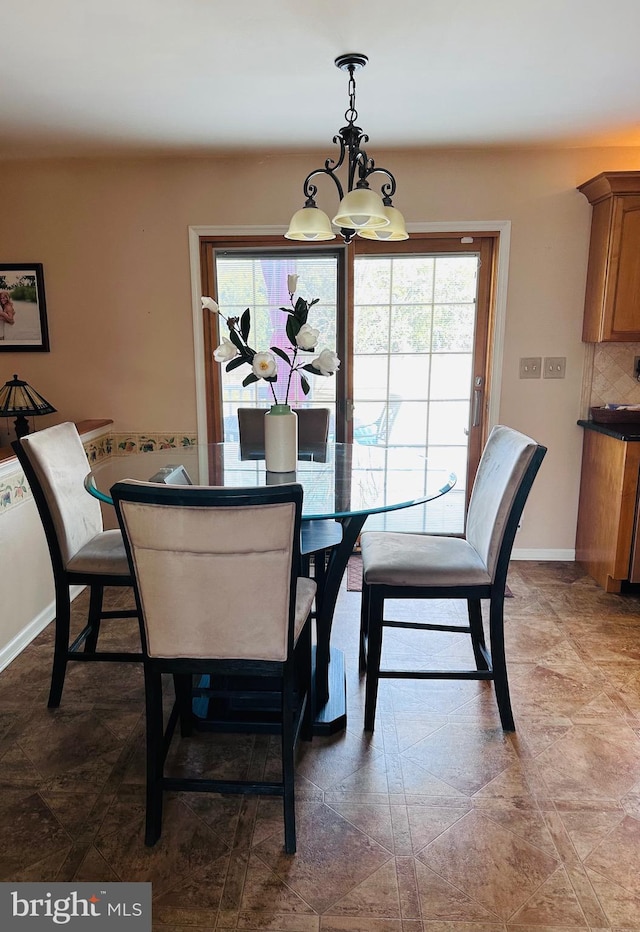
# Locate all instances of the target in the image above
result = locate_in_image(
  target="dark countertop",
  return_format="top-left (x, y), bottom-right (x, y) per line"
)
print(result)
top-left (578, 419), bottom-right (640, 441)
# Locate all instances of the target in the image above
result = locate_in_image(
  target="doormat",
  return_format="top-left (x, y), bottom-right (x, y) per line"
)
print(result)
top-left (346, 554), bottom-right (364, 591)
top-left (346, 554), bottom-right (514, 596)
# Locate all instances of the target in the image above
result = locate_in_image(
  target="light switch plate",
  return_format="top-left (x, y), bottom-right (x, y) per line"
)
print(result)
top-left (544, 356), bottom-right (566, 379)
top-left (519, 357), bottom-right (541, 379)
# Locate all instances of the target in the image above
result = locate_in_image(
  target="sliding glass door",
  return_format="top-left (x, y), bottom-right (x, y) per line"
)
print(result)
top-left (352, 247), bottom-right (487, 533)
top-left (200, 233), bottom-right (496, 535)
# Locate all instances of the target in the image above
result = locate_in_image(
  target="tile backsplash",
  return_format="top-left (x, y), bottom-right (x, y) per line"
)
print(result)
top-left (590, 342), bottom-right (640, 408)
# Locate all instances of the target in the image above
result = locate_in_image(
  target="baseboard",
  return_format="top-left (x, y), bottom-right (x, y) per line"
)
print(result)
top-left (511, 548), bottom-right (575, 561)
top-left (0, 585), bottom-right (84, 673)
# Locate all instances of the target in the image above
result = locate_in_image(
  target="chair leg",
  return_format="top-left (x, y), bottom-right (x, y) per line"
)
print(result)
top-left (468, 598), bottom-right (489, 671)
top-left (84, 584), bottom-right (103, 653)
top-left (173, 673), bottom-right (194, 737)
top-left (299, 621), bottom-right (313, 742)
top-left (364, 587), bottom-right (384, 733)
top-left (359, 581), bottom-right (370, 674)
top-left (282, 677), bottom-right (297, 854)
top-left (48, 587), bottom-right (72, 708)
top-left (144, 667), bottom-right (165, 845)
top-left (488, 596), bottom-right (515, 731)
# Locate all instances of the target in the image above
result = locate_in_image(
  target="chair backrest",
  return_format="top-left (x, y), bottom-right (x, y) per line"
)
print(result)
top-left (237, 408), bottom-right (267, 452)
top-left (12, 422), bottom-right (104, 569)
top-left (466, 425), bottom-right (546, 580)
top-left (111, 480), bottom-right (304, 662)
top-left (238, 407), bottom-right (330, 452)
top-left (297, 408), bottom-right (330, 445)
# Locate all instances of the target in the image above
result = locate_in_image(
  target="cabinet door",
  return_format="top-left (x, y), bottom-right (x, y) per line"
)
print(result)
top-left (605, 196), bottom-right (640, 339)
top-left (576, 429), bottom-right (640, 591)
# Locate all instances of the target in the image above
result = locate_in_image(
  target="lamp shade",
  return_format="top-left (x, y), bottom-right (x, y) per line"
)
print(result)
top-left (332, 188), bottom-right (389, 230)
top-left (358, 205), bottom-right (409, 241)
top-left (285, 207), bottom-right (336, 241)
top-left (0, 373), bottom-right (56, 439)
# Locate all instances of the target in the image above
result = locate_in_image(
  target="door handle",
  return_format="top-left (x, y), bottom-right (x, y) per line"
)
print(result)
top-left (472, 376), bottom-right (483, 428)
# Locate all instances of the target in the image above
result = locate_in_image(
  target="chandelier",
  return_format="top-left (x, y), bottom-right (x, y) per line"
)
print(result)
top-left (285, 54), bottom-right (408, 244)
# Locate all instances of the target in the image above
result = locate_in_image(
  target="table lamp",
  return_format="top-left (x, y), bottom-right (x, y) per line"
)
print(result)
top-left (0, 373), bottom-right (57, 439)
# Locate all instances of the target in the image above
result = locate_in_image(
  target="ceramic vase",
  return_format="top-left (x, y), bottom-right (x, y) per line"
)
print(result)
top-left (264, 404), bottom-right (298, 473)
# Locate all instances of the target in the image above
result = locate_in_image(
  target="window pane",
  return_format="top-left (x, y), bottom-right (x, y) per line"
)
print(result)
top-left (390, 305), bottom-right (432, 353)
top-left (391, 257), bottom-right (435, 302)
top-left (354, 304), bottom-right (390, 354)
top-left (432, 305), bottom-right (475, 352)
top-left (389, 355), bottom-right (431, 400)
top-left (353, 356), bottom-right (389, 399)
top-left (429, 353), bottom-right (473, 400)
top-left (354, 258), bottom-right (391, 303)
top-left (433, 256), bottom-right (478, 302)
top-left (392, 401), bottom-right (428, 446)
top-left (427, 401), bottom-right (470, 445)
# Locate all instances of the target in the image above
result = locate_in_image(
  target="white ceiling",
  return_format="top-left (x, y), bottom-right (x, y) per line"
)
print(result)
top-left (2, 0), bottom-right (640, 159)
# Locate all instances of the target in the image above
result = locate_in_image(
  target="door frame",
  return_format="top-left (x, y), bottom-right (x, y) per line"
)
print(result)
top-left (188, 221), bottom-right (511, 455)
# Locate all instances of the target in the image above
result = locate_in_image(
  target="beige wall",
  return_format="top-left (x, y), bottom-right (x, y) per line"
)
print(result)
top-left (0, 493), bottom-right (53, 647)
top-left (2, 145), bottom-right (640, 558)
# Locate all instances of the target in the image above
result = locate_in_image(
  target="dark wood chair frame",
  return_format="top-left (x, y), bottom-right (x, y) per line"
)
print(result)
top-left (12, 438), bottom-right (140, 709)
top-left (112, 480), bottom-right (313, 854)
top-left (360, 443), bottom-right (546, 733)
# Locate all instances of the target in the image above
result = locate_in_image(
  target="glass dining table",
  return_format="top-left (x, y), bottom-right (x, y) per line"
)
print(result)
top-left (86, 441), bottom-right (456, 734)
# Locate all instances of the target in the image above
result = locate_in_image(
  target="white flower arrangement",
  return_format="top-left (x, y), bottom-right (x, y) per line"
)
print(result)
top-left (202, 274), bottom-right (340, 406)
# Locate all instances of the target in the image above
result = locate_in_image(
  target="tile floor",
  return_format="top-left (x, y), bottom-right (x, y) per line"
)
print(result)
top-left (2, 562), bottom-right (640, 930)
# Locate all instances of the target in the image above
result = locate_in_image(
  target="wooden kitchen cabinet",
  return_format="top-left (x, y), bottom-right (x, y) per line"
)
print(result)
top-left (579, 171), bottom-right (640, 342)
top-left (575, 425), bottom-right (640, 591)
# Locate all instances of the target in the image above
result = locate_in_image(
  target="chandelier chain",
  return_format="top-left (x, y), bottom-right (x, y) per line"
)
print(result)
top-left (345, 66), bottom-right (358, 125)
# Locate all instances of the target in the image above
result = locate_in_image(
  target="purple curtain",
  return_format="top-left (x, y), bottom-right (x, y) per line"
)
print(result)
top-left (260, 257), bottom-right (305, 406)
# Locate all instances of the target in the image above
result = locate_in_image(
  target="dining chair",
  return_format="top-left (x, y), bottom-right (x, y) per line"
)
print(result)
top-left (237, 406), bottom-right (342, 595)
top-left (238, 406), bottom-right (331, 452)
top-left (359, 425), bottom-right (546, 733)
top-left (12, 422), bottom-right (140, 708)
top-left (111, 479), bottom-right (316, 853)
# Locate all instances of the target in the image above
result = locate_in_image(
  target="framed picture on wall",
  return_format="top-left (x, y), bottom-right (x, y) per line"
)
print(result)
top-left (0, 263), bottom-right (50, 352)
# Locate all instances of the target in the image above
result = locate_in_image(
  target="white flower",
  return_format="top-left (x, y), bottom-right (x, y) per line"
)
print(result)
top-left (312, 348), bottom-right (340, 376)
top-left (252, 351), bottom-right (277, 379)
top-left (209, 279), bottom-right (338, 405)
top-left (213, 337), bottom-right (238, 363)
top-left (201, 296), bottom-right (220, 313)
top-left (295, 323), bottom-right (319, 351)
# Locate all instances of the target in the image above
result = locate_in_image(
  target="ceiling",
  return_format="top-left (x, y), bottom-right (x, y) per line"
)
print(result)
top-left (2, 0), bottom-right (640, 160)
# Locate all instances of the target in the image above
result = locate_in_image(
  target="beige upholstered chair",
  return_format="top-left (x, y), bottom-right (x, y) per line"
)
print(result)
top-left (112, 479), bottom-right (316, 853)
top-left (12, 422), bottom-right (140, 707)
top-left (360, 425), bottom-right (546, 733)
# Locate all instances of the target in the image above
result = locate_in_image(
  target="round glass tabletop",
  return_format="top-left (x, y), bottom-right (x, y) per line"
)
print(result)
top-left (86, 442), bottom-right (456, 521)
